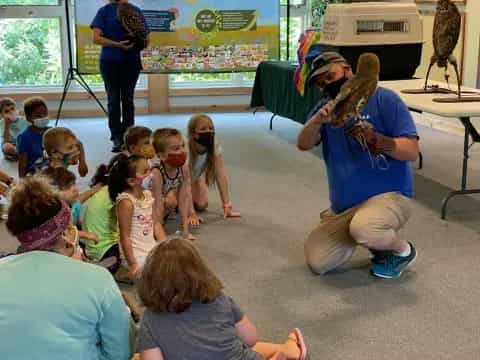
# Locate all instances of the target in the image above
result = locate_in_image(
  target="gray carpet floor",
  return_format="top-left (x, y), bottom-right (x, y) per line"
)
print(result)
top-left (2, 112), bottom-right (480, 359)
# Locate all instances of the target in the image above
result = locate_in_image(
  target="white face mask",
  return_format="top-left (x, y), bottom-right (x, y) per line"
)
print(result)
top-left (4, 110), bottom-right (18, 122)
top-left (33, 117), bottom-right (50, 128)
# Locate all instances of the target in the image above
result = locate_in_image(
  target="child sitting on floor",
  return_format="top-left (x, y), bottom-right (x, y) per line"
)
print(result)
top-left (81, 156), bottom-right (124, 274)
top-left (0, 169), bottom-right (15, 199)
top-left (42, 127), bottom-right (88, 177)
top-left (108, 153), bottom-right (163, 279)
top-left (151, 128), bottom-right (199, 241)
top-left (17, 97), bottom-right (50, 177)
top-left (0, 97), bottom-right (28, 161)
top-left (187, 114), bottom-right (240, 219)
top-left (41, 167), bottom-right (100, 243)
top-left (136, 237), bottom-right (308, 360)
top-left (124, 125), bottom-right (155, 159)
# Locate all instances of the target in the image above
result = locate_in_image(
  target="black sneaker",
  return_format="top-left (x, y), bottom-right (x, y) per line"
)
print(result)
top-left (111, 137), bottom-right (123, 153)
top-left (369, 249), bottom-right (390, 264)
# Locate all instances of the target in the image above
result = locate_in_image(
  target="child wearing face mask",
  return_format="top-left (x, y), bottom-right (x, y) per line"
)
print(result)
top-left (42, 127), bottom-right (89, 177)
top-left (151, 128), bottom-right (197, 241)
top-left (17, 97), bottom-right (51, 177)
top-left (41, 167), bottom-right (101, 244)
top-left (0, 97), bottom-right (29, 161)
top-left (187, 114), bottom-right (240, 219)
top-left (108, 153), bottom-right (163, 279)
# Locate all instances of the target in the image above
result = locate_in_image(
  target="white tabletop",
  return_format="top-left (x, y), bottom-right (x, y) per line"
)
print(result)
top-left (379, 79), bottom-right (480, 118)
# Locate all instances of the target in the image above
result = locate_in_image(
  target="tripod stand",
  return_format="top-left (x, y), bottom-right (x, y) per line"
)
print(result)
top-left (56, 0), bottom-right (107, 126)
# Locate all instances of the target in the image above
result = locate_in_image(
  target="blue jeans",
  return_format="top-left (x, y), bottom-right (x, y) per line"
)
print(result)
top-left (100, 59), bottom-right (141, 141)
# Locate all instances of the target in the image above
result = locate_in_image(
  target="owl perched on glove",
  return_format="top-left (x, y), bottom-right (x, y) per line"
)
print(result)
top-left (330, 52), bottom-right (380, 128)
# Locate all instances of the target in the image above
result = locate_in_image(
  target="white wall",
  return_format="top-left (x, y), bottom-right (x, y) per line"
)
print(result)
top-left (464, 0), bottom-right (480, 87)
top-left (169, 95), bottom-right (251, 107)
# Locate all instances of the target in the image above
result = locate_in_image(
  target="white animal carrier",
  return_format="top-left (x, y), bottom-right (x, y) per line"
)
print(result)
top-left (319, 2), bottom-right (423, 80)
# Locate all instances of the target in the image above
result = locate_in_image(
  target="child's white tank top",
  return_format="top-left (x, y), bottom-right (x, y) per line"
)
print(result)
top-left (116, 190), bottom-right (156, 263)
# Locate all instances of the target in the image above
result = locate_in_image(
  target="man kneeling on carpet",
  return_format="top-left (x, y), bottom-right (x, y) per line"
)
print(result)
top-left (297, 52), bottom-right (419, 279)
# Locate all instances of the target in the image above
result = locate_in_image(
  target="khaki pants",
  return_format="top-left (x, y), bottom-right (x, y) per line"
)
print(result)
top-left (304, 192), bottom-right (412, 275)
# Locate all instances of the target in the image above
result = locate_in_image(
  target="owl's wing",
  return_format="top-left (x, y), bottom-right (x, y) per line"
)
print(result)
top-left (332, 77), bottom-right (377, 128)
top-left (118, 3), bottom-right (147, 37)
top-left (334, 76), bottom-right (367, 107)
top-left (433, 7), bottom-right (461, 57)
top-left (356, 78), bottom-right (378, 112)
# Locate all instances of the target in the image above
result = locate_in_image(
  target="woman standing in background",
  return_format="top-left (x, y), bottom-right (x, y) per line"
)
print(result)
top-left (91, 0), bottom-right (150, 152)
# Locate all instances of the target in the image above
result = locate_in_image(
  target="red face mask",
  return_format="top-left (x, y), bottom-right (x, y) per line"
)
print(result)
top-left (165, 152), bottom-right (187, 168)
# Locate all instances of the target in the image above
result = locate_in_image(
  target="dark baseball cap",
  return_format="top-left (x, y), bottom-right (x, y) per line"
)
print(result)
top-left (307, 52), bottom-right (347, 86)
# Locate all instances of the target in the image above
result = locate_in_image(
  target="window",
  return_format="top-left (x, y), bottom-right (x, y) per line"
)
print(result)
top-left (280, 16), bottom-right (303, 61)
top-left (0, 18), bottom-right (62, 86)
top-left (0, 1), bottom-right (146, 91)
top-left (280, 0), bottom-right (306, 6)
top-left (0, 0), bottom-right (58, 4)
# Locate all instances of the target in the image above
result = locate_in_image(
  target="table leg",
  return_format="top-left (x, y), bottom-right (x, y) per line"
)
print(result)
top-left (441, 117), bottom-right (480, 219)
top-left (269, 114), bottom-right (276, 130)
top-left (418, 151), bottom-right (423, 169)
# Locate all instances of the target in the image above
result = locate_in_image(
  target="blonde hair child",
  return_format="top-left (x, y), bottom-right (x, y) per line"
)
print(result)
top-left (150, 128), bottom-right (198, 241)
top-left (187, 114), bottom-right (240, 218)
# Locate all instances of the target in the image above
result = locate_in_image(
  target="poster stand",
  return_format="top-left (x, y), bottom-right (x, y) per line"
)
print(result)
top-left (56, 0), bottom-right (107, 126)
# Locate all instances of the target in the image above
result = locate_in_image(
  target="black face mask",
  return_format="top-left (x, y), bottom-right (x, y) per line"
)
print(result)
top-left (323, 76), bottom-right (348, 99)
top-left (195, 132), bottom-right (215, 149)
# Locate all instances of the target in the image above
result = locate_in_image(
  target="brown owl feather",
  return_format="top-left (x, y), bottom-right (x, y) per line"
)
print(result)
top-left (117, 3), bottom-right (148, 52)
top-left (331, 52), bottom-right (380, 128)
top-left (423, 0), bottom-right (462, 95)
top-left (433, 0), bottom-right (461, 68)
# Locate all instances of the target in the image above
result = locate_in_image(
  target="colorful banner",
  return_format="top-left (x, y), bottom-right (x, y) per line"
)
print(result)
top-left (75, 0), bottom-right (280, 74)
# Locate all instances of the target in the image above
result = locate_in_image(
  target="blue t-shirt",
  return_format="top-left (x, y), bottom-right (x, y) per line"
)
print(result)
top-left (90, 3), bottom-right (149, 63)
top-left (314, 87), bottom-right (418, 213)
top-left (16, 126), bottom-right (47, 173)
top-left (71, 200), bottom-right (82, 225)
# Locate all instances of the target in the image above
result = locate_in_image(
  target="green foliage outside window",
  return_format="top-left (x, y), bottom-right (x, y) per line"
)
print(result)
top-left (0, 0), bottom-right (57, 4)
top-left (311, 0), bottom-right (342, 28)
top-left (0, 18), bottom-right (62, 86)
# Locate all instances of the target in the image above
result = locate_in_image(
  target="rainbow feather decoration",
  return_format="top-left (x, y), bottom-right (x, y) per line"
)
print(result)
top-left (294, 30), bottom-right (322, 96)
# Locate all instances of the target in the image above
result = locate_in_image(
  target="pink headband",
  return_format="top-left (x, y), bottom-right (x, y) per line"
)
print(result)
top-left (17, 201), bottom-right (71, 251)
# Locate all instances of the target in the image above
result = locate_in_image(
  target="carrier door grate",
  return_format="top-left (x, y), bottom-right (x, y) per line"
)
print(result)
top-left (356, 20), bottom-right (409, 34)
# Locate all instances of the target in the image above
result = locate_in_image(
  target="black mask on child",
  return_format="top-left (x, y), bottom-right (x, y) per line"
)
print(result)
top-left (323, 76), bottom-right (348, 99)
top-left (195, 132), bottom-right (215, 149)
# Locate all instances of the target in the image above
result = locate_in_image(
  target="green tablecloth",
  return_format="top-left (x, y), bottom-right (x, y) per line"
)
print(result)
top-left (250, 61), bottom-right (326, 125)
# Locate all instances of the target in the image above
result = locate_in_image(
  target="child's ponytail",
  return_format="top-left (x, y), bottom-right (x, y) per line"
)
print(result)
top-left (107, 153), bottom-right (143, 202)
